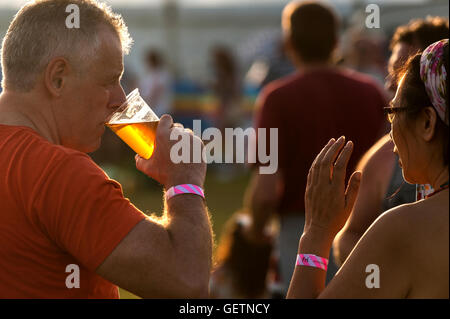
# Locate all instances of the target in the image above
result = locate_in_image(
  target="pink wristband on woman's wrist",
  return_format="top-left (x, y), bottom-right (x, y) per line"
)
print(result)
top-left (296, 254), bottom-right (328, 271)
top-left (165, 184), bottom-right (205, 201)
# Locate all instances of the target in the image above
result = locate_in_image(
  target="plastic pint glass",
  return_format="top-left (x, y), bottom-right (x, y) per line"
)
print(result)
top-left (106, 89), bottom-right (160, 159)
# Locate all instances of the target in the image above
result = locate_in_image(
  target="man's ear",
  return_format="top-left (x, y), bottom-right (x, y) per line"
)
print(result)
top-left (282, 35), bottom-right (292, 55)
top-left (44, 57), bottom-right (71, 97)
top-left (330, 37), bottom-right (339, 61)
top-left (419, 106), bottom-right (438, 142)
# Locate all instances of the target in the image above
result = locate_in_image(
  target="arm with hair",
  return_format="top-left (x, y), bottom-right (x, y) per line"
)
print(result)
top-left (97, 195), bottom-right (212, 298)
top-left (35, 145), bottom-right (211, 298)
top-left (96, 115), bottom-right (212, 298)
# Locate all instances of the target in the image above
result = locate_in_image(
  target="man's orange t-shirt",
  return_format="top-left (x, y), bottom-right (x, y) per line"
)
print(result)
top-left (0, 124), bottom-right (146, 298)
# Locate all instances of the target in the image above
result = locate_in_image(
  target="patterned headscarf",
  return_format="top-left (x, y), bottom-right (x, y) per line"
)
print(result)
top-left (416, 39), bottom-right (448, 201)
top-left (420, 39), bottom-right (448, 126)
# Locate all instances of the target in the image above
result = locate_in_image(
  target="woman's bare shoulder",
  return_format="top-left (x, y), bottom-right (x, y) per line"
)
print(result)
top-left (323, 192), bottom-right (448, 298)
top-left (382, 191), bottom-right (449, 298)
top-left (377, 192), bottom-right (448, 231)
top-left (363, 192), bottom-right (448, 254)
top-left (410, 191), bottom-right (448, 236)
top-left (370, 191), bottom-right (449, 265)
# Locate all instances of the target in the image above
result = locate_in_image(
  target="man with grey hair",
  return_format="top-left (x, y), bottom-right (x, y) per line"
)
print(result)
top-left (0, 0), bottom-right (212, 298)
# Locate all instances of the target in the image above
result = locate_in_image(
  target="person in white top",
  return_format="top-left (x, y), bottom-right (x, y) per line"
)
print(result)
top-left (139, 50), bottom-right (173, 116)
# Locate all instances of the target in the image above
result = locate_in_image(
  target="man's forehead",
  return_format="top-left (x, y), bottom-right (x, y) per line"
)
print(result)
top-left (95, 28), bottom-right (124, 72)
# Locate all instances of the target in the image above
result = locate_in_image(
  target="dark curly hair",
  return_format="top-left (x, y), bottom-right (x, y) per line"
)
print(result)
top-left (390, 16), bottom-right (449, 51)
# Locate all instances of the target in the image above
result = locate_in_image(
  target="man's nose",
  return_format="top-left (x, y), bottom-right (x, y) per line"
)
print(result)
top-left (108, 85), bottom-right (127, 111)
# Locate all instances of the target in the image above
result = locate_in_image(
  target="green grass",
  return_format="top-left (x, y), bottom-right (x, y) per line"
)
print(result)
top-left (101, 164), bottom-right (252, 299)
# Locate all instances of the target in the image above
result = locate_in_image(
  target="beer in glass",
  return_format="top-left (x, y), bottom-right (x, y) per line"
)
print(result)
top-left (106, 89), bottom-right (160, 159)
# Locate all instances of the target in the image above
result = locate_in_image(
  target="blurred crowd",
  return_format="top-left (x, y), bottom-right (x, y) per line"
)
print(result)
top-left (91, 5), bottom-right (418, 170)
top-left (85, 1), bottom-right (448, 299)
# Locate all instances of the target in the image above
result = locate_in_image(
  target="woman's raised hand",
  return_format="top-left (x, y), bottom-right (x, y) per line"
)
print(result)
top-left (304, 136), bottom-right (362, 239)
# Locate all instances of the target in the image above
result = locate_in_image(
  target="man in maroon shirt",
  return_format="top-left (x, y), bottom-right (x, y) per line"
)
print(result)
top-left (243, 0), bottom-right (386, 296)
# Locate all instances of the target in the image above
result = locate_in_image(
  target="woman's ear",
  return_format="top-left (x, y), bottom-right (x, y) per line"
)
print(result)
top-left (419, 106), bottom-right (438, 142)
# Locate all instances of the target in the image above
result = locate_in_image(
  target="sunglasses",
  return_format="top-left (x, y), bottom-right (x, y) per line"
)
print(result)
top-left (383, 106), bottom-right (408, 123)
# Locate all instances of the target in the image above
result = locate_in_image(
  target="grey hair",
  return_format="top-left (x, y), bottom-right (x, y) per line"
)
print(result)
top-left (1, 0), bottom-right (133, 92)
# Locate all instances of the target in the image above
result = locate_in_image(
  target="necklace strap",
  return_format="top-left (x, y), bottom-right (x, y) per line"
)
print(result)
top-left (439, 181), bottom-right (449, 189)
top-left (426, 180), bottom-right (449, 199)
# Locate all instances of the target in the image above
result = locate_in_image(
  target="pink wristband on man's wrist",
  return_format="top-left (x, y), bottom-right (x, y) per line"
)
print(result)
top-left (296, 254), bottom-right (328, 271)
top-left (165, 184), bottom-right (205, 201)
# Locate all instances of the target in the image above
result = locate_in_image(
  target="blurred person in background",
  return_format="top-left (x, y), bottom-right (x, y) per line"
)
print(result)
top-left (343, 34), bottom-right (387, 87)
top-left (261, 38), bottom-right (296, 88)
top-left (209, 212), bottom-right (279, 298)
top-left (0, 0), bottom-right (211, 298)
top-left (333, 16), bottom-right (449, 266)
top-left (242, 0), bottom-right (386, 297)
top-left (209, 45), bottom-right (245, 180)
top-left (139, 49), bottom-right (173, 117)
top-left (210, 45), bottom-right (243, 131)
top-left (288, 39), bottom-right (448, 298)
